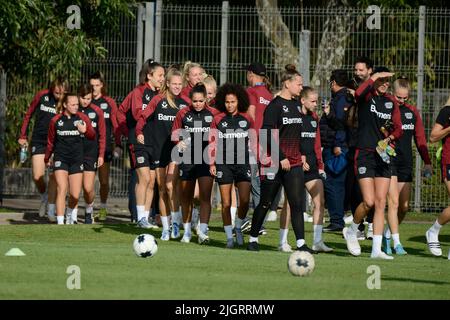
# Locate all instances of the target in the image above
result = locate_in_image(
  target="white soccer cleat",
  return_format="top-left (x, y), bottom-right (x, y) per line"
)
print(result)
top-left (312, 241), bottom-right (333, 253)
top-left (370, 251), bottom-right (394, 260)
top-left (266, 210), bottom-right (277, 222)
top-left (344, 215), bottom-right (354, 225)
top-left (426, 229), bottom-right (442, 256)
top-left (180, 233), bottom-right (191, 243)
top-left (160, 229), bottom-right (170, 241)
top-left (171, 222), bottom-right (181, 239)
top-left (278, 242), bottom-right (293, 253)
top-left (343, 227), bottom-right (361, 256)
top-left (198, 231), bottom-right (210, 245)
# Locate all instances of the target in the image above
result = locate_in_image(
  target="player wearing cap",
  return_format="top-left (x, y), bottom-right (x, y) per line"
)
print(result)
top-left (343, 67), bottom-right (403, 260)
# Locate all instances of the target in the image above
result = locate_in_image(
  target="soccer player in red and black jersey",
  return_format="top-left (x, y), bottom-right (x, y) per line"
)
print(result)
top-left (89, 71), bottom-right (121, 221)
top-left (209, 83), bottom-right (255, 248)
top-left (78, 84), bottom-right (106, 224)
top-left (247, 65), bottom-right (314, 253)
top-left (180, 61), bottom-right (205, 104)
top-left (380, 78), bottom-right (432, 255)
top-left (136, 69), bottom-right (188, 240)
top-left (18, 77), bottom-right (69, 220)
top-left (44, 93), bottom-right (96, 225)
top-left (171, 83), bottom-right (218, 244)
top-left (119, 59), bottom-right (165, 229)
top-left (426, 96), bottom-right (450, 258)
top-left (343, 67), bottom-right (403, 260)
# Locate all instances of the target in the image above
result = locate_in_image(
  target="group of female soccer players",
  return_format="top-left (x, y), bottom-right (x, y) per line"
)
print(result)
top-left (19, 58), bottom-right (450, 259)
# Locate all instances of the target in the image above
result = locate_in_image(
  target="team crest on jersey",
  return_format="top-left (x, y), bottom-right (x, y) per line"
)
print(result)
top-left (221, 121), bottom-right (228, 128)
top-left (311, 120), bottom-right (317, 128)
top-left (385, 102), bottom-right (393, 109)
top-left (161, 101), bottom-right (168, 109)
top-left (239, 121), bottom-right (247, 128)
top-left (267, 172), bottom-right (275, 180)
top-left (216, 171), bottom-right (223, 178)
top-left (282, 105), bottom-right (289, 113)
top-left (100, 103), bottom-right (108, 110)
top-left (405, 112), bottom-right (413, 119)
top-left (74, 120), bottom-right (83, 127)
top-left (88, 112), bottom-right (96, 119)
top-left (358, 167), bottom-right (367, 174)
top-left (205, 116), bottom-right (212, 123)
top-left (55, 161), bottom-right (61, 168)
top-left (186, 115), bottom-right (193, 122)
top-left (137, 157), bottom-right (145, 164)
top-left (44, 96), bottom-right (49, 102)
top-left (57, 120), bottom-right (64, 127)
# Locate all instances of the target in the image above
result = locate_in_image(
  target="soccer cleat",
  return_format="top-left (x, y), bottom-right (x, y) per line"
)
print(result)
top-left (259, 227), bottom-right (267, 236)
top-left (344, 215), bottom-right (354, 225)
top-left (425, 229), bottom-right (442, 256)
top-left (247, 241), bottom-right (259, 251)
top-left (296, 244), bottom-right (317, 254)
top-left (366, 223), bottom-right (374, 240)
top-left (266, 210), bottom-right (277, 222)
top-left (394, 244), bottom-right (407, 255)
top-left (278, 242), bottom-right (293, 253)
top-left (197, 231), bottom-right (210, 245)
top-left (137, 217), bottom-right (153, 229)
top-left (370, 251), bottom-right (394, 260)
top-left (84, 212), bottom-right (93, 224)
top-left (312, 241), bottom-right (333, 253)
top-left (356, 230), bottom-right (366, 241)
top-left (160, 229), bottom-right (170, 241)
top-left (180, 233), bottom-right (192, 243)
top-left (382, 237), bottom-right (392, 255)
top-left (235, 228), bottom-right (244, 246)
top-left (226, 238), bottom-right (235, 249)
top-left (98, 208), bottom-right (107, 221)
top-left (343, 227), bottom-right (361, 256)
top-left (39, 201), bottom-right (47, 218)
top-left (171, 222), bottom-right (181, 239)
top-left (241, 217), bottom-right (252, 233)
top-left (303, 212), bottom-right (313, 223)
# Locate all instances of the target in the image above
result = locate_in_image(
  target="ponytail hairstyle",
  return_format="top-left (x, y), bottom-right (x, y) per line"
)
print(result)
top-left (189, 82), bottom-right (207, 100)
top-left (139, 58), bottom-right (164, 85)
top-left (56, 92), bottom-right (77, 114)
top-left (280, 64), bottom-right (302, 84)
top-left (262, 74), bottom-right (272, 92)
top-left (299, 86), bottom-right (316, 100)
top-left (161, 69), bottom-right (183, 109)
top-left (182, 61), bottom-right (205, 87)
top-left (49, 76), bottom-right (70, 97)
top-left (392, 76), bottom-right (411, 94)
top-left (89, 70), bottom-right (107, 95)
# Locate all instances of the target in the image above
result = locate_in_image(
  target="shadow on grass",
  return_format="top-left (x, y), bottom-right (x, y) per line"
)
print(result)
top-left (408, 234), bottom-right (450, 244)
top-left (382, 276), bottom-right (450, 285)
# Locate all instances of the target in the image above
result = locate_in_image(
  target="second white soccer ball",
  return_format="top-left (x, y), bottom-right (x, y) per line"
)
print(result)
top-left (133, 234), bottom-right (158, 258)
top-left (288, 251), bottom-right (315, 276)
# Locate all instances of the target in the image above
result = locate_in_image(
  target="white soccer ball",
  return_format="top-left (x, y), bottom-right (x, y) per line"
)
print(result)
top-left (133, 234), bottom-right (158, 258)
top-left (288, 251), bottom-right (315, 276)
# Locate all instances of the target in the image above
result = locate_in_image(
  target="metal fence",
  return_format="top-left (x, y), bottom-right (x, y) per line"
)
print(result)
top-left (3, 2), bottom-right (450, 212)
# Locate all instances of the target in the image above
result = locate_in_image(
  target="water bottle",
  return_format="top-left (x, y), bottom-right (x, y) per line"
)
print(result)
top-left (20, 145), bottom-right (28, 163)
top-left (376, 145), bottom-right (390, 164)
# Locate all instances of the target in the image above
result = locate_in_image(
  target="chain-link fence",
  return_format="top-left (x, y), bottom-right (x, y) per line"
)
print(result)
top-left (3, 3), bottom-right (450, 212)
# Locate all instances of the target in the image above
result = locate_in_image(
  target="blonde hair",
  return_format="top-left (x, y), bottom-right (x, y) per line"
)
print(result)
top-left (56, 93), bottom-right (77, 114)
top-left (202, 75), bottom-right (217, 91)
top-left (392, 78), bottom-right (411, 94)
top-left (161, 69), bottom-right (183, 109)
top-left (182, 61), bottom-right (204, 87)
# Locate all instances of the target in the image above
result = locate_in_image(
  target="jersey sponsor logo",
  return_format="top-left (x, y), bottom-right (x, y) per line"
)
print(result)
top-left (405, 112), bottom-right (413, 119)
top-left (158, 114), bottom-right (176, 121)
top-left (205, 116), bottom-right (212, 123)
top-left (259, 97), bottom-right (270, 105)
top-left (311, 120), bottom-right (317, 128)
top-left (57, 129), bottom-right (80, 136)
top-left (301, 132), bottom-right (316, 138)
top-left (216, 171), bottom-right (223, 178)
top-left (358, 167), bottom-right (367, 175)
top-left (100, 103), bottom-right (108, 110)
top-left (370, 105), bottom-right (391, 120)
top-left (186, 115), bottom-right (193, 122)
top-left (137, 156), bottom-right (145, 164)
top-left (184, 126), bottom-right (210, 133)
top-left (58, 120), bottom-right (64, 127)
top-left (282, 117), bottom-right (302, 125)
top-left (218, 131), bottom-right (249, 139)
top-left (88, 112), bottom-right (96, 119)
top-left (221, 121), bottom-right (228, 128)
top-left (40, 104), bottom-right (57, 114)
top-left (161, 101), bottom-right (168, 109)
top-left (55, 161), bottom-right (61, 168)
top-left (239, 120), bottom-right (247, 128)
top-left (402, 123), bottom-right (414, 130)
top-left (282, 105), bottom-right (289, 113)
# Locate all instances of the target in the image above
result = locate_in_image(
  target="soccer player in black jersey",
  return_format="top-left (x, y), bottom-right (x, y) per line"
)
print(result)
top-left (343, 67), bottom-right (403, 260)
top-left (78, 84), bottom-right (106, 224)
top-left (209, 83), bottom-right (254, 248)
top-left (19, 77), bottom-right (69, 221)
top-left (247, 65), bottom-right (314, 253)
top-left (136, 69), bottom-right (188, 240)
top-left (44, 93), bottom-right (96, 225)
top-left (171, 83), bottom-right (218, 244)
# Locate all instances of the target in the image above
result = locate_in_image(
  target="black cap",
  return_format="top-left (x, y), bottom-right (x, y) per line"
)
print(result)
top-left (373, 66), bottom-right (390, 74)
top-left (246, 62), bottom-right (266, 76)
